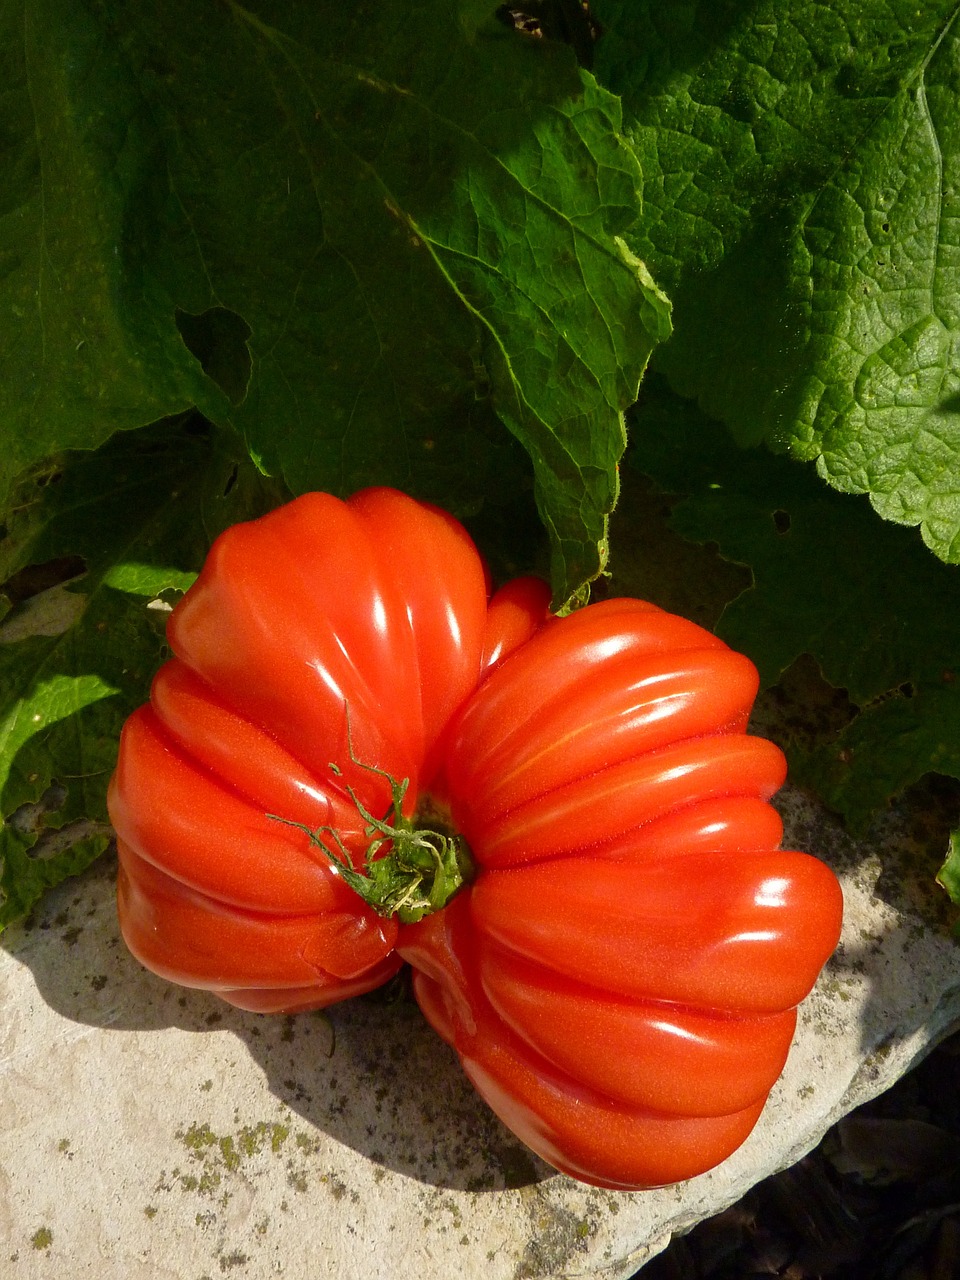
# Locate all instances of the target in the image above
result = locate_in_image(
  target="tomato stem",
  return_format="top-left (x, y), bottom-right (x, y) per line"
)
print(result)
top-left (268, 751), bottom-right (472, 924)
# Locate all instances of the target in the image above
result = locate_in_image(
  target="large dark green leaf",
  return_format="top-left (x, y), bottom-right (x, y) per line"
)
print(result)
top-left (4, 0), bottom-right (670, 603)
top-left (596, 0), bottom-right (960, 563)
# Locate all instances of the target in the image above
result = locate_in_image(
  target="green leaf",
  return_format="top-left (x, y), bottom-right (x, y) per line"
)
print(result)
top-left (6, 0), bottom-right (670, 605)
top-left (0, 647), bottom-right (121, 929)
top-left (100, 564), bottom-right (197, 597)
top-left (937, 827), bottom-right (960, 908)
top-left (595, 0), bottom-right (960, 564)
top-left (0, 418), bottom-right (284, 927)
top-left (628, 376), bottom-right (960, 829)
top-left (1, 2), bottom-right (225, 484)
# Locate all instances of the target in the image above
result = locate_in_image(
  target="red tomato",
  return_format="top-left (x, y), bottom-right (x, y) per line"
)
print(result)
top-left (108, 488), bottom-right (843, 1188)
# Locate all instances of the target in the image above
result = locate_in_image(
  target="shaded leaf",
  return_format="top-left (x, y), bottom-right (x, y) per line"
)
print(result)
top-left (0, 418), bottom-right (284, 927)
top-left (627, 376), bottom-right (960, 829)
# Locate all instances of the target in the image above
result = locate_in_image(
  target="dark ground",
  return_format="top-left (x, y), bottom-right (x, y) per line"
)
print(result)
top-left (633, 1027), bottom-right (960, 1280)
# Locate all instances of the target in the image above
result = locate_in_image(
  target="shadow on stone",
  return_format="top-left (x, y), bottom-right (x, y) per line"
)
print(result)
top-left (774, 780), bottom-right (960, 1073)
top-left (0, 851), bottom-right (550, 1193)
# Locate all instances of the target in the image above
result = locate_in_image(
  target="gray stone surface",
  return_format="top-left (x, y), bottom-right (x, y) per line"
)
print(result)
top-left (3, 780), bottom-right (960, 1279)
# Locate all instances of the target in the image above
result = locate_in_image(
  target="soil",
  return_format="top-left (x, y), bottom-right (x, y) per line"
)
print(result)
top-left (633, 1026), bottom-right (960, 1280)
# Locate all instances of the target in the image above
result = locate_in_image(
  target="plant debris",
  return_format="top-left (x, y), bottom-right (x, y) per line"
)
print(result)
top-left (636, 1026), bottom-right (960, 1279)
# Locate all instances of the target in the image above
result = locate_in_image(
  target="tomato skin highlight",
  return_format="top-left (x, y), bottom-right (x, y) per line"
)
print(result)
top-left (118, 849), bottom-right (400, 994)
top-left (477, 947), bottom-right (798, 1117)
top-left (480, 576), bottom-right (553, 675)
top-left (457, 1016), bottom-right (769, 1190)
top-left (109, 487), bottom-right (844, 1191)
top-left (109, 706), bottom-right (357, 915)
top-left (457, 645), bottom-right (760, 821)
top-left (347, 487), bottom-right (491, 786)
top-left (468, 850), bottom-right (842, 1013)
top-left (457, 735), bottom-right (788, 869)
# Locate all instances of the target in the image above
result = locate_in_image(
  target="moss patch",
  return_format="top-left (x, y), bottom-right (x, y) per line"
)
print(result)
top-left (30, 1226), bottom-right (53, 1251)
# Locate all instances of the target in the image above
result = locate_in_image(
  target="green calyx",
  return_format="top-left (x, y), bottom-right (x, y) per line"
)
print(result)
top-left (269, 762), bottom-right (473, 925)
